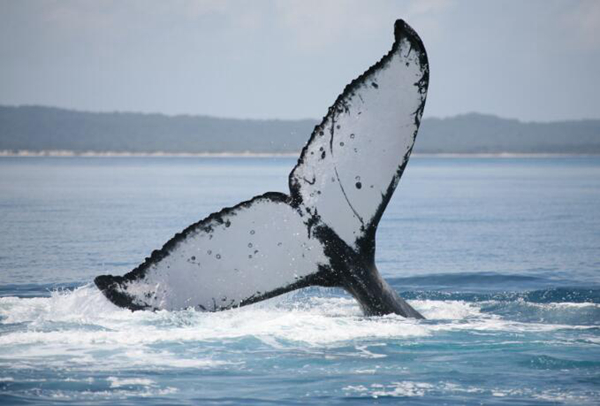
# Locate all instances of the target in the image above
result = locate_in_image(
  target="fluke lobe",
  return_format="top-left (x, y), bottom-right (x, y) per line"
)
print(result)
top-left (95, 20), bottom-right (429, 318)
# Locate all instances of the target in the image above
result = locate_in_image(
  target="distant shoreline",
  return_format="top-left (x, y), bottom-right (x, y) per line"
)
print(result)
top-left (3, 107), bottom-right (600, 155)
top-left (1, 150), bottom-right (598, 158)
top-left (0, 150), bottom-right (298, 158)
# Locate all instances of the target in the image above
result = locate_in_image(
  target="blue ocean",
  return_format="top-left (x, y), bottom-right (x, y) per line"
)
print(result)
top-left (0, 156), bottom-right (599, 405)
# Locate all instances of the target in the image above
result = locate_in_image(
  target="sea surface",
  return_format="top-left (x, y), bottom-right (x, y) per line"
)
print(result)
top-left (0, 156), bottom-right (599, 405)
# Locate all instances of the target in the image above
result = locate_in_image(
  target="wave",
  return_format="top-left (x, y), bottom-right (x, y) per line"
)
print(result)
top-left (0, 285), bottom-right (597, 350)
top-left (400, 287), bottom-right (600, 304)
top-left (0, 283), bottom-right (82, 298)
top-left (387, 272), bottom-right (590, 291)
top-left (343, 380), bottom-right (599, 402)
top-left (0, 283), bottom-right (597, 406)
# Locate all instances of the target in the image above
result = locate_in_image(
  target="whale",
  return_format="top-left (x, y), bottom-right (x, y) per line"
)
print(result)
top-left (95, 19), bottom-right (429, 318)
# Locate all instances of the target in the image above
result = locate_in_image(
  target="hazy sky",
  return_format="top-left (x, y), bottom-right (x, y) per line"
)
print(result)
top-left (1, 0), bottom-right (599, 121)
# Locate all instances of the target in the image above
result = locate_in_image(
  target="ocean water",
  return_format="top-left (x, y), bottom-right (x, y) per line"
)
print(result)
top-left (0, 156), bottom-right (599, 405)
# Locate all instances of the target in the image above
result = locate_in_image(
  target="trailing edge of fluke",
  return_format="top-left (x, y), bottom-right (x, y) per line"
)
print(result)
top-left (95, 19), bottom-right (429, 318)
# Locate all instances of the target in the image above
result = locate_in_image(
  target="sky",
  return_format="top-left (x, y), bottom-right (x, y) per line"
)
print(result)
top-left (1, 0), bottom-right (599, 122)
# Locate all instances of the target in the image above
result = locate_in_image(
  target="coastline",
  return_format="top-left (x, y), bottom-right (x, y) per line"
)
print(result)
top-left (0, 150), bottom-right (298, 158)
top-left (0, 150), bottom-right (598, 158)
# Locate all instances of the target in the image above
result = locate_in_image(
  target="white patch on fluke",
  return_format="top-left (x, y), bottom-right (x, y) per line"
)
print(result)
top-left (291, 37), bottom-right (426, 248)
top-left (115, 197), bottom-right (330, 311)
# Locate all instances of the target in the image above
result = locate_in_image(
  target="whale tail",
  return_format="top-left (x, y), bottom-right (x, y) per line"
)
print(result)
top-left (95, 20), bottom-right (428, 318)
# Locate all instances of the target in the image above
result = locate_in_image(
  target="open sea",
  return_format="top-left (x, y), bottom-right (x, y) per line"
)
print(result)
top-left (0, 156), bottom-right (599, 405)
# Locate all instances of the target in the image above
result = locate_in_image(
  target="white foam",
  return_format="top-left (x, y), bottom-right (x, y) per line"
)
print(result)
top-left (372, 381), bottom-right (434, 398)
top-left (0, 288), bottom-right (431, 348)
top-left (344, 381), bottom-right (434, 398)
top-left (411, 299), bottom-right (481, 320)
top-left (107, 377), bottom-right (155, 388)
top-left (342, 381), bottom-right (598, 403)
top-left (0, 284), bottom-right (123, 325)
top-left (495, 299), bottom-right (600, 311)
top-left (39, 386), bottom-right (179, 400)
top-left (1, 286), bottom-right (597, 374)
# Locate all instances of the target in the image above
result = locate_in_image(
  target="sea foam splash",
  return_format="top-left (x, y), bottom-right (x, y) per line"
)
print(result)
top-left (1, 286), bottom-right (599, 404)
top-left (1, 284), bottom-right (596, 349)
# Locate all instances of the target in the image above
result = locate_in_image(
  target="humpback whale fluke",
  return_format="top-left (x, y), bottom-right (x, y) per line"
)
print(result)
top-left (95, 20), bottom-right (429, 318)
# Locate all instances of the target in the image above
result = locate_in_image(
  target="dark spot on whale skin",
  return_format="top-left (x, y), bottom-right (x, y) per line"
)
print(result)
top-left (248, 243), bottom-right (253, 248)
top-left (250, 230), bottom-right (255, 235)
top-left (336, 125), bottom-right (341, 129)
top-left (371, 82), bottom-right (379, 89)
top-left (319, 131), bottom-right (324, 136)
top-left (355, 182), bottom-right (362, 189)
top-left (207, 250), bottom-right (212, 255)
top-left (225, 220), bottom-right (231, 228)
top-left (216, 254), bottom-right (221, 260)
top-left (339, 142), bottom-right (345, 147)
top-left (350, 133), bottom-right (355, 139)
top-left (321, 151), bottom-right (326, 159)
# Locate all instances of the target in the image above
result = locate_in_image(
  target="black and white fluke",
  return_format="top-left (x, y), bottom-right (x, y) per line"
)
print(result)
top-left (95, 20), bottom-right (429, 318)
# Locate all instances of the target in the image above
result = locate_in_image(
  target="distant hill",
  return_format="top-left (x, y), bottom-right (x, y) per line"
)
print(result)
top-left (1, 105), bottom-right (599, 154)
top-left (418, 114), bottom-right (600, 154)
